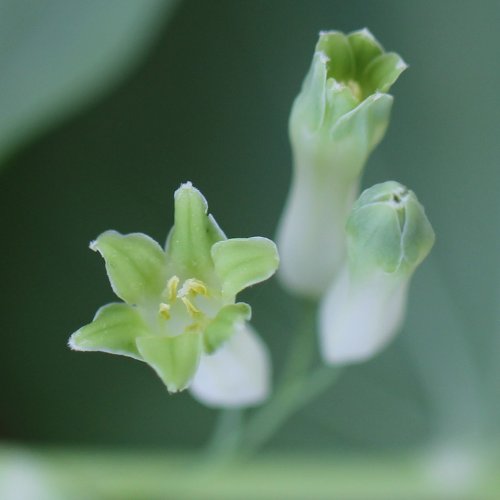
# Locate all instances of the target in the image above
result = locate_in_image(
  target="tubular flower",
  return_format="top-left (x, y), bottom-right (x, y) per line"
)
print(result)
top-left (319, 181), bottom-right (435, 364)
top-left (277, 29), bottom-right (407, 297)
top-left (69, 182), bottom-right (279, 407)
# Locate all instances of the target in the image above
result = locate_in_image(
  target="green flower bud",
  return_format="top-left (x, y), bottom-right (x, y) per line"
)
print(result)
top-left (347, 181), bottom-right (435, 276)
top-left (277, 29), bottom-right (407, 297)
top-left (319, 181), bottom-right (434, 364)
top-left (69, 182), bottom-right (279, 406)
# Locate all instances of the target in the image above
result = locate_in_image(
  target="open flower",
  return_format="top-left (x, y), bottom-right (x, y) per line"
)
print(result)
top-left (319, 181), bottom-right (435, 364)
top-left (277, 29), bottom-right (407, 297)
top-left (69, 182), bottom-right (279, 407)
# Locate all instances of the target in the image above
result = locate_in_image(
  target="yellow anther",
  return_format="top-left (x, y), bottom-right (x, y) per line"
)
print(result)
top-left (188, 279), bottom-right (208, 296)
top-left (346, 79), bottom-right (362, 101)
top-left (181, 296), bottom-right (200, 317)
top-left (178, 278), bottom-right (208, 298)
top-left (186, 323), bottom-right (200, 333)
top-left (166, 275), bottom-right (180, 302)
top-left (158, 303), bottom-right (171, 320)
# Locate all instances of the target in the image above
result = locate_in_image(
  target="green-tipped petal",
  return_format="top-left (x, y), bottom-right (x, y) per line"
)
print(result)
top-left (331, 93), bottom-right (394, 167)
top-left (211, 237), bottom-right (279, 298)
top-left (324, 80), bottom-right (359, 125)
top-left (69, 303), bottom-right (149, 360)
top-left (347, 29), bottom-right (383, 82)
top-left (316, 31), bottom-right (354, 82)
top-left (401, 196), bottom-right (436, 268)
top-left (166, 182), bottom-right (225, 280)
top-left (294, 51), bottom-right (329, 132)
top-left (136, 332), bottom-right (202, 393)
top-left (363, 52), bottom-right (407, 95)
top-left (91, 230), bottom-right (167, 305)
top-left (204, 303), bottom-right (251, 354)
top-left (347, 181), bottom-right (435, 276)
top-left (347, 203), bottom-right (403, 273)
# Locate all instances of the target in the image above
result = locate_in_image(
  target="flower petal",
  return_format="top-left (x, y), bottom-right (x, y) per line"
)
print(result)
top-left (211, 237), bottom-right (279, 299)
top-left (190, 324), bottom-right (271, 408)
top-left (203, 303), bottom-right (251, 354)
top-left (347, 202), bottom-right (403, 274)
top-left (136, 332), bottom-right (202, 393)
top-left (319, 267), bottom-right (408, 364)
top-left (68, 303), bottom-right (149, 360)
top-left (316, 31), bottom-right (354, 82)
top-left (363, 52), bottom-right (407, 96)
top-left (401, 196), bottom-right (436, 269)
top-left (347, 29), bottom-right (383, 85)
top-left (91, 230), bottom-right (167, 305)
top-left (331, 92), bottom-right (394, 160)
top-left (166, 182), bottom-right (226, 281)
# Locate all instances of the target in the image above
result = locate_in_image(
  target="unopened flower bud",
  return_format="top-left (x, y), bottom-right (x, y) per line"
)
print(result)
top-left (277, 30), bottom-right (407, 297)
top-left (319, 181), bottom-right (434, 364)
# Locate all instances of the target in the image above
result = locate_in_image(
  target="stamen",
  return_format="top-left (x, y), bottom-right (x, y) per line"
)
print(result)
top-left (159, 303), bottom-right (171, 320)
top-left (166, 275), bottom-right (180, 302)
top-left (178, 278), bottom-right (208, 298)
top-left (181, 297), bottom-right (200, 316)
top-left (347, 79), bottom-right (362, 101)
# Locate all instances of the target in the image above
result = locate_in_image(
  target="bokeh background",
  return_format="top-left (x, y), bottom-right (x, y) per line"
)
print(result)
top-left (1, 0), bottom-right (499, 497)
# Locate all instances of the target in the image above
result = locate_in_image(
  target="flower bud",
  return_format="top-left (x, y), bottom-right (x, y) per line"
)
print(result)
top-left (319, 181), bottom-right (434, 364)
top-left (277, 30), bottom-right (407, 297)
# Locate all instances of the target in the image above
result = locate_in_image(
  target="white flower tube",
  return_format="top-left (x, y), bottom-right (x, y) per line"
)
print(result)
top-left (320, 181), bottom-right (435, 365)
top-left (277, 29), bottom-right (407, 298)
top-left (189, 324), bottom-right (271, 408)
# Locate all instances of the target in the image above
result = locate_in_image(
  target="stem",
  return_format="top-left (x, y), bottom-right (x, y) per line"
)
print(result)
top-left (204, 408), bottom-right (242, 462)
top-left (278, 299), bottom-right (317, 384)
top-left (239, 365), bottom-right (342, 457)
top-left (204, 300), bottom-right (343, 462)
top-left (236, 300), bottom-right (341, 457)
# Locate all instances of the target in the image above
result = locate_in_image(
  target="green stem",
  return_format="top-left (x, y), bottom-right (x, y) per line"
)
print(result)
top-left (236, 300), bottom-right (341, 458)
top-left (278, 299), bottom-right (317, 385)
top-left (204, 408), bottom-right (243, 463)
top-left (239, 365), bottom-right (342, 457)
top-left (204, 300), bottom-right (342, 462)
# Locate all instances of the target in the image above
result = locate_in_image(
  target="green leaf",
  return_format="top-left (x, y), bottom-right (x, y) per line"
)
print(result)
top-left (92, 230), bottom-right (167, 305)
top-left (211, 237), bottom-right (279, 298)
top-left (166, 182), bottom-right (225, 280)
top-left (136, 332), bottom-right (202, 393)
top-left (203, 303), bottom-right (252, 354)
top-left (69, 303), bottom-right (149, 360)
top-left (0, 0), bottom-right (178, 169)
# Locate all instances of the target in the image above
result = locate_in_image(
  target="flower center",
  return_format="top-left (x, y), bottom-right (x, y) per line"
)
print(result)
top-left (158, 275), bottom-right (210, 322)
top-left (346, 79), bottom-right (362, 101)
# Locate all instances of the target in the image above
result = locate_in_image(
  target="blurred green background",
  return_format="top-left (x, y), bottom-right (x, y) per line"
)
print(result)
top-left (1, 0), bottom-right (499, 497)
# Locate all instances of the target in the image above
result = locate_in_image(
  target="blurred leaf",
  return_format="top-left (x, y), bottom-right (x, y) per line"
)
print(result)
top-left (0, 0), bottom-right (178, 169)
